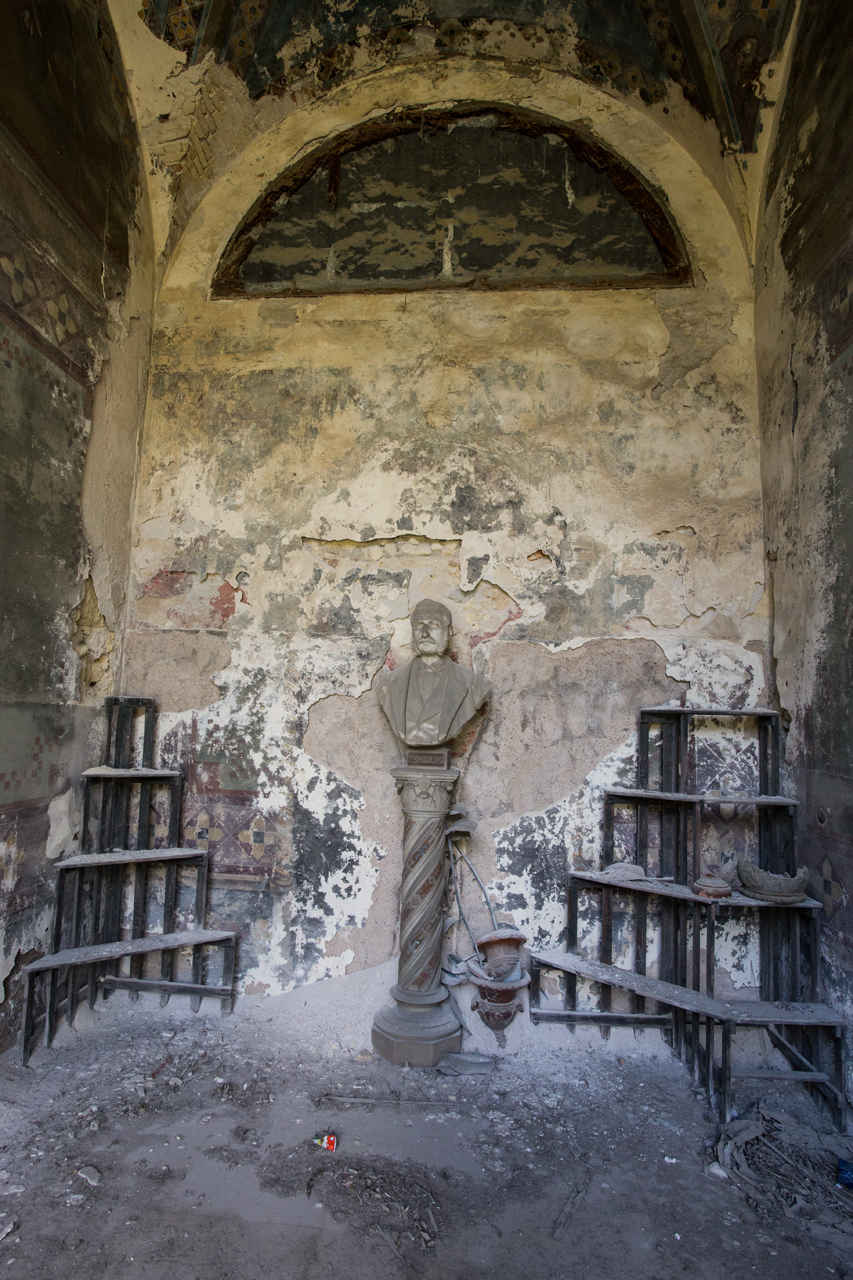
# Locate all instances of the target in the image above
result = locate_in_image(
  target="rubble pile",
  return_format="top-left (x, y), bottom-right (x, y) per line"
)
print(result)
top-left (716, 1099), bottom-right (853, 1247)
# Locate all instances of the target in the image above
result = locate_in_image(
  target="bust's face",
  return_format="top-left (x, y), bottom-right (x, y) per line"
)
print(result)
top-left (412, 613), bottom-right (450, 658)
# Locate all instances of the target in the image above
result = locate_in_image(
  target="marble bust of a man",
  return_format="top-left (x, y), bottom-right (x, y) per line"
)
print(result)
top-left (376, 599), bottom-right (491, 747)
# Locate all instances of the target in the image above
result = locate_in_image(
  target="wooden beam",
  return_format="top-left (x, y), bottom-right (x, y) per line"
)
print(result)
top-left (100, 976), bottom-right (231, 999)
top-left (530, 1009), bottom-right (671, 1027)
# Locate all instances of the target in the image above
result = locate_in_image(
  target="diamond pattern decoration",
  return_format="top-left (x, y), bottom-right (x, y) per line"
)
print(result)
top-left (1, 251), bottom-right (38, 305)
top-left (0, 214), bottom-right (98, 378)
top-left (189, 806), bottom-right (224, 851)
top-left (224, 0), bottom-right (273, 79)
top-left (46, 294), bottom-right (78, 345)
top-left (815, 856), bottom-right (845, 922)
top-left (181, 793), bottom-right (277, 873)
top-left (166, 0), bottom-right (207, 52)
top-left (636, 0), bottom-right (699, 104)
top-left (139, 0), bottom-right (163, 39)
top-left (238, 812), bottom-right (270, 862)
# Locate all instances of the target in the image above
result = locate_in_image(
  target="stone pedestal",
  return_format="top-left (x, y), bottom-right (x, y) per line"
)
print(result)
top-left (372, 762), bottom-right (462, 1066)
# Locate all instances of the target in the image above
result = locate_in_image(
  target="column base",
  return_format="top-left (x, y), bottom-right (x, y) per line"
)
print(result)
top-left (371, 992), bottom-right (462, 1067)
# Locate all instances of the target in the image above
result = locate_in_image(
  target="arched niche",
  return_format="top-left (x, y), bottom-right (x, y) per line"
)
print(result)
top-left (212, 106), bottom-right (691, 298)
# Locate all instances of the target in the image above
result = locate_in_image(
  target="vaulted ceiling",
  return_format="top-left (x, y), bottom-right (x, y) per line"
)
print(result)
top-left (139, 0), bottom-right (794, 153)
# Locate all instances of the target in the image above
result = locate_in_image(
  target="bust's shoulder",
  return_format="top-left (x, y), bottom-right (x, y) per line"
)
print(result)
top-left (376, 661), bottom-right (410, 693)
top-left (447, 660), bottom-right (490, 695)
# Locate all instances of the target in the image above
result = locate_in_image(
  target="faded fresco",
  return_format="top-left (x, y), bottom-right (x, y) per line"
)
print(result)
top-left (231, 118), bottom-right (674, 294)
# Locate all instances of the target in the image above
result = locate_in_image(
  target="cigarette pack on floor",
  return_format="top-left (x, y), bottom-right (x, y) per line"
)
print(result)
top-left (313, 1133), bottom-right (337, 1152)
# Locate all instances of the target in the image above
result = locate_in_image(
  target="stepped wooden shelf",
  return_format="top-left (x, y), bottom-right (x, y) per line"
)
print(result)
top-left (565, 868), bottom-right (820, 1024)
top-left (530, 702), bottom-right (845, 1129)
top-left (567, 869), bottom-right (821, 1014)
top-left (20, 930), bottom-right (237, 1063)
top-left (19, 697), bottom-right (238, 1065)
top-left (596, 706), bottom-right (803, 1014)
top-left (531, 950), bottom-right (848, 1131)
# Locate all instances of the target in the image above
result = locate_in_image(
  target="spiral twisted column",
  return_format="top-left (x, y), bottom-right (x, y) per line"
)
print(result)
top-left (372, 764), bottom-right (463, 1066)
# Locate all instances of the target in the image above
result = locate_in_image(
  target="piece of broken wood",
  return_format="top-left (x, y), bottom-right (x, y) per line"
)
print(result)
top-left (314, 1094), bottom-right (461, 1109)
top-left (551, 1171), bottom-right (592, 1240)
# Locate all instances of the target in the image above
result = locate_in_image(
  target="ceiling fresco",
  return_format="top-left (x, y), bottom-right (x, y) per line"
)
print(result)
top-left (139, 0), bottom-right (794, 151)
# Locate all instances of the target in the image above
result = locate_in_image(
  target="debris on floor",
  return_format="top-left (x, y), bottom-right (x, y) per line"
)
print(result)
top-left (0, 999), bottom-right (849, 1279)
top-left (256, 1142), bottom-right (452, 1262)
top-left (716, 1099), bottom-right (853, 1247)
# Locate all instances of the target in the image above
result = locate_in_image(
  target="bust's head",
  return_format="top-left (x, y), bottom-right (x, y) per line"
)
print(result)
top-left (411, 599), bottom-right (452, 660)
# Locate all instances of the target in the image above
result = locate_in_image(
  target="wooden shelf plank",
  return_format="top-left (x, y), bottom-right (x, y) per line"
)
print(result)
top-left (639, 707), bottom-right (779, 718)
top-left (605, 787), bottom-right (797, 807)
top-left (570, 869), bottom-right (820, 911)
top-left (82, 767), bottom-right (181, 780)
top-left (100, 976), bottom-right (230, 998)
top-left (25, 930), bottom-right (236, 973)
top-left (534, 950), bottom-right (728, 1017)
top-left (533, 951), bottom-right (845, 1027)
top-left (530, 1009), bottom-right (671, 1026)
top-left (730, 1070), bottom-right (830, 1082)
top-left (725, 1000), bottom-right (845, 1027)
top-left (55, 849), bottom-right (204, 870)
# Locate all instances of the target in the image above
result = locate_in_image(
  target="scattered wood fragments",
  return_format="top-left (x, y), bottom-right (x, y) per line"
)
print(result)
top-left (313, 1094), bottom-right (461, 1109)
top-left (551, 1170), bottom-right (593, 1240)
top-left (716, 1100), bottom-right (853, 1247)
top-left (332, 1163), bottom-right (442, 1251)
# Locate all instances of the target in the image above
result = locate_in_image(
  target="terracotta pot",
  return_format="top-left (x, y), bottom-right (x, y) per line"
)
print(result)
top-left (467, 956), bottom-right (530, 1032)
top-left (475, 927), bottom-right (527, 980)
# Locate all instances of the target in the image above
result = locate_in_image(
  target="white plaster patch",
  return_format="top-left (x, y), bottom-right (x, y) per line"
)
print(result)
top-left (660, 639), bottom-right (765, 707)
top-left (281, 749), bottom-right (381, 990)
top-left (45, 789), bottom-right (77, 861)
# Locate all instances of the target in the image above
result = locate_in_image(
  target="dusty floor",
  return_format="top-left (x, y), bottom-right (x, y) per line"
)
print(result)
top-left (0, 970), bottom-right (851, 1280)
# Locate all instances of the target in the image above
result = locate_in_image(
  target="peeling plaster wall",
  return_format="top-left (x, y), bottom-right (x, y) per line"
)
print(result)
top-left (119, 53), bottom-right (771, 1004)
top-left (756, 0), bottom-right (853, 1068)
